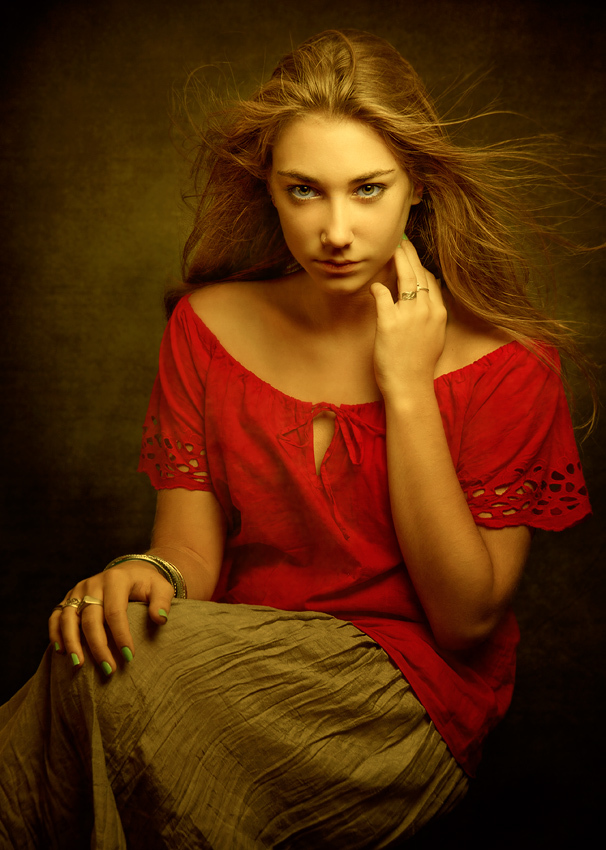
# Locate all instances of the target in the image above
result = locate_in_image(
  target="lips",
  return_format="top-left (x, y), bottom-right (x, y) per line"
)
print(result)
top-left (314, 259), bottom-right (361, 273)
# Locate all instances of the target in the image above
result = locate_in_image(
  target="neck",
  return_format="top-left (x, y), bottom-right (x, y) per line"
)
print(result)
top-left (289, 269), bottom-right (397, 335)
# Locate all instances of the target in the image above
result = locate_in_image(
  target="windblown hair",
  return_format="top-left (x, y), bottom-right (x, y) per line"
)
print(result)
top-left (171, 29), bottom-right (597, 425)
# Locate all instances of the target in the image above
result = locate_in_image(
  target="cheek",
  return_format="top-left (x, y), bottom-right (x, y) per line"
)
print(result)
top-left (274, 213), bottom-right (309, 266)
top-left (374, 205), bottom-right (406, 243)
top-left (277, 207), bottom-right (314, 247)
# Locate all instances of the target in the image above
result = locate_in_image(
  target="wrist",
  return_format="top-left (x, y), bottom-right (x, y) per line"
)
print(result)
top-left (381, 384), bottom-right (438, 415)
top-left (104, 554), bottom-right (188, 598)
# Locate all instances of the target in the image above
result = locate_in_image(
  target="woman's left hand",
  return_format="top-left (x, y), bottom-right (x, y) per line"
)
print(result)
top-left (370, 240), bottom-right (446, 403)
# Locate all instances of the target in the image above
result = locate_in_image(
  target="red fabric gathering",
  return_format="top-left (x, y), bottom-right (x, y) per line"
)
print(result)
top-left (138, 295), bottom-right (591, 775)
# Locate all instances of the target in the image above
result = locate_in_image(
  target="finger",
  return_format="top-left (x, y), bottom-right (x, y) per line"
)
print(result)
top-left (147, 575), bottom-right (176, 626)
top-left (393, 245), bottom-right (418, 300)
top-left (397, 241), bottom-right (426, 286)
top-left (400, 241), bottom-right (440, 297)
top-left (49, 607), bottom-right (67, 653)
top-left (370, 281), bottom-right (397, 316)
top-left (59, 605), bottom-right (86, 668)
top-left (80, 602), bottom-right (124, 675)
top-left (99, 580), bottom-right (137, 668)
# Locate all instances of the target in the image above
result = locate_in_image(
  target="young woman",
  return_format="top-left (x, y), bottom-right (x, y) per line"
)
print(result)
top-left (0, 29), bottom-right (593, 849)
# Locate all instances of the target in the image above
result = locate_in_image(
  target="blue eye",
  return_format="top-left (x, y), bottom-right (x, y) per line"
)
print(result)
top-left (356, 184), bottom-right (383, 198)
top-left (288, 185), bottom-right (318, 200)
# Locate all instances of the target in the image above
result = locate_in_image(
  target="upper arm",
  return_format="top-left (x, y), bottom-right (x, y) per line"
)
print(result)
top-left (431, 524), bottom-right (532, 651)
top-left (478, 523), bottom-right (532, 610)
top-left (149, 488), bottom-right (227, 600)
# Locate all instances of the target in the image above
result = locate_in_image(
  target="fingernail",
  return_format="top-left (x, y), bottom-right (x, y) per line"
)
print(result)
top-left (121, 646), bottom-right (133, 662)
top-left (101, 661), bottom-right (113, 677)
top-left (54, 642), bottom-right (60, 652)
top-left (401, 233), bottom-right (409, 241)
top-left (71, 653), bottom-right (80, 667)
top-left (158, 608), bottom-right (168, 621)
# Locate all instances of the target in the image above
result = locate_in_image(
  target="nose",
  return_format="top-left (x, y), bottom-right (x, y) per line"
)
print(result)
top-left (321, 200), bottom-right (354, 249)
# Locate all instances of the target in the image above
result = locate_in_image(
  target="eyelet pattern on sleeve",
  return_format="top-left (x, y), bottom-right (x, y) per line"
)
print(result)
top-left (466, 459), bottom-right (588, 530)
top-left (443, 340), bottom-right (591, 533)
top-left (140, 417), bottom-right (212, 490)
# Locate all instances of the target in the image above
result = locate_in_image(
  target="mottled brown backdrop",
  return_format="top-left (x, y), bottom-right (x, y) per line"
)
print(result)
top-left (1, 1), bottom-right (604, 846)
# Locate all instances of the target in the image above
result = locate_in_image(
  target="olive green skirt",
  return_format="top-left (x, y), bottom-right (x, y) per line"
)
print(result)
top-left (0, 601), bottom-right (467, 849)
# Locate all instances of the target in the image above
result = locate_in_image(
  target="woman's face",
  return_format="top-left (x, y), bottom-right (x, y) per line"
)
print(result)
top-left (268, 113), bottom-right (421, 296)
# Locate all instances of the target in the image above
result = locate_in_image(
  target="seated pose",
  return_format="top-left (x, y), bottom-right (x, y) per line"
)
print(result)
top-left (0, 28), bottom-right (593, 849)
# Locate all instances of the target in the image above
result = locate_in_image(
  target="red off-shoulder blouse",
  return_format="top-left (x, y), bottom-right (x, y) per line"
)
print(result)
top-left (138, 295), bottom-right (591, 775)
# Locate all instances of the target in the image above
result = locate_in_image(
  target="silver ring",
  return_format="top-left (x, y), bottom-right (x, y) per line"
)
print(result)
top-left (63, 597), bottom-right (81, 610)
top-left (400, 290), bottom-right (417, 300)
top-left (417, 287), bottom-right (430, 293)
top-left (77, 595), bottom-right (104, 615)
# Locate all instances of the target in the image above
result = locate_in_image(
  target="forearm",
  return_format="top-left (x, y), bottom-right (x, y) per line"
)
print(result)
top-left (146, 488), bottom-right (227, 602)
top-left (385, 390), bottom-right (503, 649)
top-left (143, 544), bottom-right (221, 601)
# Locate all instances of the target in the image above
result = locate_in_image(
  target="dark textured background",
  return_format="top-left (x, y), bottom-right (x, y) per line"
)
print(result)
top-left (1, 1), bottom-right (604, 846)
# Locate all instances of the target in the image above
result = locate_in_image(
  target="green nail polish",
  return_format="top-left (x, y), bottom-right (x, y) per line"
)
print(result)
top-left (121, 646), bottom-right (133, 662)
top-left (158, 608), bottom-right (168, 621)
top-left (101, 661), bottom-right (112, 677)
top-left (54, 642), bottom-right (60, 652)
top-left (71, 653), bottom-right (80, 667)
top-left (401, 233), bottom-right (409, 241)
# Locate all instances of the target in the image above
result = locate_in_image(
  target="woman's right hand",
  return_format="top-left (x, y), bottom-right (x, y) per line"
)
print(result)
top-left (48, 560), bottom-right (175, 675)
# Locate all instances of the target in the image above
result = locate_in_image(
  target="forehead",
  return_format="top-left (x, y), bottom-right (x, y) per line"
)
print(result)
top-left (271, 113), bottom-right (400, 179)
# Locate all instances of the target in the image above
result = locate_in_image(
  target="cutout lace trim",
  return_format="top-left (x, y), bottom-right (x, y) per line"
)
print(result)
top-left (466, 460), bottom-right (587, 524)
top-left (140, 418), bottom-right (211, 486)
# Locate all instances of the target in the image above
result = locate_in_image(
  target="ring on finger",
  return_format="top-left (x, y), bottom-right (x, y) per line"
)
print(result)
top-left (77, 595), bottom-right (104, 615)
top-left (400, 290), bottom-right (417, 300)
top-left (62, 597), bottom-right (81, 610)
top-left (417, 287), bottom-right (430, 293)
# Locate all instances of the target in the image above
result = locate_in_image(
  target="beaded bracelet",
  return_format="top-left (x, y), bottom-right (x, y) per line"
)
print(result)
top-left (104, 554), bottom-right (188, 599)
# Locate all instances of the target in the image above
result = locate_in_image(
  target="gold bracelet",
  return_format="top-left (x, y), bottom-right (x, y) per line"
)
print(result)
top-left (104, 554), bottom-right (188, 599)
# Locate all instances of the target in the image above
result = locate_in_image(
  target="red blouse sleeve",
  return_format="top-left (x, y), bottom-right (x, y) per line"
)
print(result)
top-left (138, 298), bottom-right (214, 491)
top-left (455, 345), bottom-right (591, 531)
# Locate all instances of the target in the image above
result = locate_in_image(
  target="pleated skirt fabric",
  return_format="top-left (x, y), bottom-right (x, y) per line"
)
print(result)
top-left (0, 601), bottom-right (467, 849)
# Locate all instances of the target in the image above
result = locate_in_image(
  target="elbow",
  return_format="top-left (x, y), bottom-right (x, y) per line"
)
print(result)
top-left (430, 611), bottom-right (503, 653)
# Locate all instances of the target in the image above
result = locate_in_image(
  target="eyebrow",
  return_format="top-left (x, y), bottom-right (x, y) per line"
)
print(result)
top-left (276, 169), bottom-right (396, 184)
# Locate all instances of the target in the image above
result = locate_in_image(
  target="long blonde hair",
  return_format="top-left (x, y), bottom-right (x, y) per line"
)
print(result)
top-left (171, 29), bottom-right (597, 423)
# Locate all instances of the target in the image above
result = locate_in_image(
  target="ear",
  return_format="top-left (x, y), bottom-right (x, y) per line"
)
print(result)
top-left (411, 184), bottom-right (423, 205)
top-left (265, 179), bottom-right (276, 206)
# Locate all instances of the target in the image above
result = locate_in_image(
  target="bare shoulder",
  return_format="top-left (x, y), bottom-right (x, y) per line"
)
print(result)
top-left (190, 280), bottom-right (274, 331)
top-left (188, 278), bottom-right (297, 365)
top-left (189, 281), bottom-right (268, 326)
top-left (437, 293), bottom-right (513, 378)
